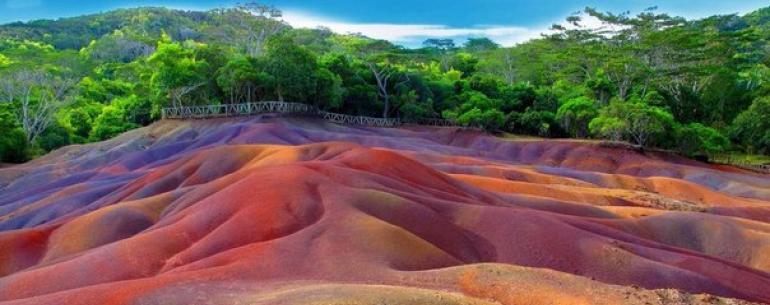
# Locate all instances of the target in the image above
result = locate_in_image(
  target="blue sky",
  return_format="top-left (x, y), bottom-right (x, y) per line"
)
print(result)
top-left (1, 0), bottom-right (767, 46)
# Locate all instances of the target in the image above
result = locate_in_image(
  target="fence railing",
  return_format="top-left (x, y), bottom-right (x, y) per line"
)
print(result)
top-left (402, 117), bottom-right (457, 127)
top-left (319, 111), bottom-right (401, 128)
top-left (717, 161), bottom-right (770, 174)
top-left (726, 163), bottom-right (770, 174)
top-left (710, 154), bottom-right (770, 174)
top-left (161, 102), bottom-right (317, 119)
top-left (161, 101), bottom-right (460, 129)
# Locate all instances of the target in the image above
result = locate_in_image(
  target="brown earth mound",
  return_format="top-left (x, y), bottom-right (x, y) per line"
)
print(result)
top-left (0, 116), bottom-right (768, 305)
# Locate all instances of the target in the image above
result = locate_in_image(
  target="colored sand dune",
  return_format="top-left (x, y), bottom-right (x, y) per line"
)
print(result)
top-left (1, 116), bottom-right (769, 305)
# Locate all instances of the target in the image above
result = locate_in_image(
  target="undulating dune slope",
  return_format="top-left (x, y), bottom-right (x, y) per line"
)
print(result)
top-left (0, 115), bottom-right (769, 305)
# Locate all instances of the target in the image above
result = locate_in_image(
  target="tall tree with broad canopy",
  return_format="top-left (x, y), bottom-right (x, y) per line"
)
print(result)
top-left (264, 36), bottom-right (319, 103)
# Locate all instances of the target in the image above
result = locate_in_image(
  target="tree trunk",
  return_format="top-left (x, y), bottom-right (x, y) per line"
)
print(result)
top-left (382, 95), bottom-right (390, 119)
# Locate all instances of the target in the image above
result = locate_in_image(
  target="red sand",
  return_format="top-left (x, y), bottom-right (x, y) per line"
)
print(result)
top-left (0, 116), bottom-right (768, 305)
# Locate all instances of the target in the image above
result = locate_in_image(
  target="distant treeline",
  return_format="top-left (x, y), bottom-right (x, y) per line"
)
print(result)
top-left (1, 4), bottom-right (770, 162)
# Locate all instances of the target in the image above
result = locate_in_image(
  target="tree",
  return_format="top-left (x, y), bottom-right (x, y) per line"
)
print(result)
top-left (423, 38), bottom-right (456, 50)
top-left (738, 63), bottom-right (770, 92)
top-left (89, 105), bottom-right (139, 141)
top-left (342, 38), bottom-right (406, 118)
top-left (450, 52), bottom-right (479, 76)
top-left (463, 37), bottom-right (499, 52)
top-left (0, 54), bottom-right (12, 68)
top-left (730, 96), bottom-right (770, 154)
top-left (510, 110), bottom-right (561, 137)
top-left (0, 70), bottom-right (76, 143)
top-left (1, 4), bottom-right (769, 160)
top-left (216, 56), bottom-right (274, 104)
top-left (62, 106), bottom-right (98, 142)
top-left (443, 91), bottom-right (505, 130)
top-left (233, 2), bottom-right (288, 57)
top-left (675, 123), bottom-right (729, 158)
top-left (585, 69), bottom-right (613, 104)
top-left (589, 116), bottom-right (625, 141)
top-left (0, 104), bottom-right (27, 162)
top-left (112, 95), bottom-right (152, 126)
top-left (366, 60), bottom-right (405, 118)
top-left (264, 36), bottom-right (319, 103)
top-left (557, 96), bottom-right (598, 138)
top-left (146, 37), bottom-right (209, 112)
top-left (36, 121), bottom-right (71, 152)
top-left (319, 52), bottom-right (378, 115)
top-left (313, 68), bottom-right (344, 109)
top-left (82, 31), bottom-right (155, 63)
top-left (75, 77), bottom-right (134, 105)
top-left (423, 38), bottom-right (456, 71)
top-left (591, 97), bottom-right (675, 148)
top-left (480, 49), bottom-right (517, 85)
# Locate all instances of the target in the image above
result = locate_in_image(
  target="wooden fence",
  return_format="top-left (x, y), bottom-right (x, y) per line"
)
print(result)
top-left (161, 101), bottom-right (458, 128)
top-left (161, 102), bottom-right (317, 119)
top-left (318, 111), bottom-right (400, 128)
top-left (710, 154), bottom-right (770, 174)
top-left (714, 160), bottom-right (770, 174)
top-left (726, 163), bottom-right (770, 174)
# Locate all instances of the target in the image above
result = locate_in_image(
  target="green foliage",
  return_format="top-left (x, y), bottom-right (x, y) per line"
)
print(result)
top-left (76, 77), bottom-right (134, 104)
top-left (400, 95), bottom-right (433, 120)
top-left (500, 83), bottom-right (538, 112)
top-left (313, 68), bottom-right (344, 109)
top-left (0, 8), bottom-right (207, 49)
top-left (75, 94), bottom-right (150, 142)
top-left (1, 4), bottom-right (770, 161)
top-left (0, 128), bottom-right (28, 162)
top-left (730, 96), bottom-right (770, 154)
top-left (81, 30), bottom-right (154, 63)
top-left (216, 56), bottom-right (274, 103)
top-left (319, 52), bottom-right (377, 113)
top-left (60, 100), bottom-right (104, 143)
top-left (590, 97), bottom-right (676, 147)
top-left (463, 38), bottom-right (499, 52)
top-left (675, 123), bottom-right (730, 158)
top-left (0, 53), bottom-right (11, 68)
top-left (510, 110), bottom-right (561, 137)
top-left (89, 105), bottom-right (139, 141)
top-left (556, 96), bottom-right (598, 137)
top-left (264, 36), bottom-right (319, 103)
top-left (589, 116), bottom-right (625, 141)
top-left (450, 53), bottom-right (479, 76)
top-left (585, 69), bottom-right (613, 103)
top-left (550, 80), bottom-right (590, 102)
top-left (443, 91), bottom-right (505, 130)
top-left (36, 121), bottom-right (71, 152)
top-left (146, 37), bottom-right (210, 114)
top-left (0, 105), bottom-right (28, 162)
top-left (113, 95), bottom-right (152, 125)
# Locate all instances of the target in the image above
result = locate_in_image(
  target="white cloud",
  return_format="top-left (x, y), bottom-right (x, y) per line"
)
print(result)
top-left (5, 0), bottom-right (41, 9)
top-left (281, 10), bottom-right (623, 48)
top-left (281, 10), bottom-right (549, 48)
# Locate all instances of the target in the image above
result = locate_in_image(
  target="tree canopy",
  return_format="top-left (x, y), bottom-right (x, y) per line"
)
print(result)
top-left (1, 4), bottom-right (769, 162)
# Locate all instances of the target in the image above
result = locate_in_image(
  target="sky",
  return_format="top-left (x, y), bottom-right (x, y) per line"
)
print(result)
top-left (1, 0), bottom-right (768, 47)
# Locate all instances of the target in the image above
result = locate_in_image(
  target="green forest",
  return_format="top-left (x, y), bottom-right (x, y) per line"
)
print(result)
top-left (1, 3), bottom-right (770, 163)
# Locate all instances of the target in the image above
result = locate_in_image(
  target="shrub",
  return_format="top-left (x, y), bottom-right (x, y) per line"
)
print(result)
top-left (675, 123), bottom-right (730, 158)
top-left (0, 128), bottom-right (28, 163)
top-left (730, 96), bottom-right (770, 154)
top-left (36, 121), bottom-right (71, 152)
top-left (89, 106), bottom-right (139, 141)
top-left (557, 96), bottom-right (598, 138)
